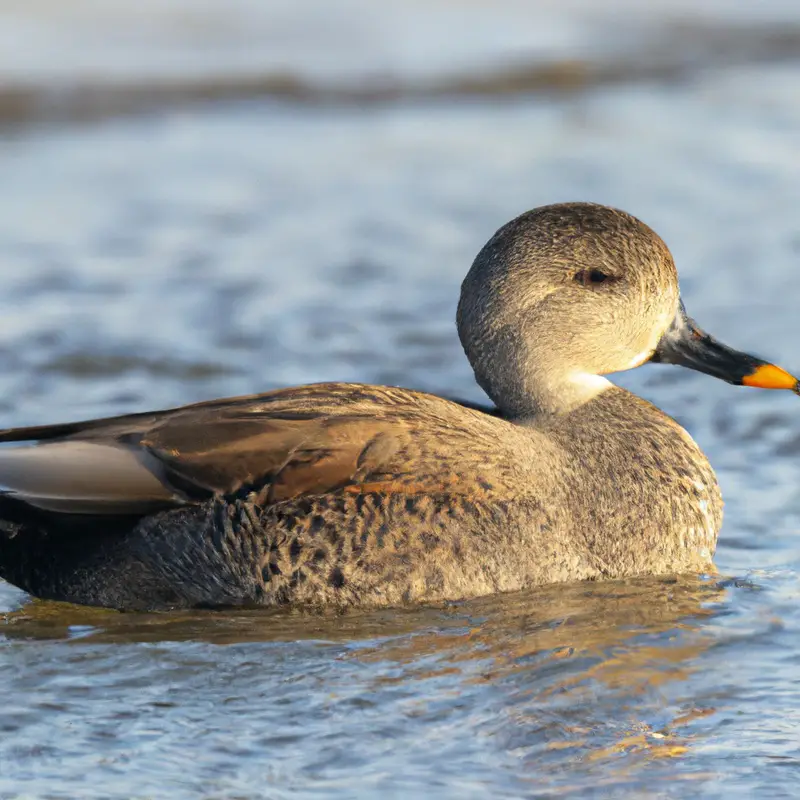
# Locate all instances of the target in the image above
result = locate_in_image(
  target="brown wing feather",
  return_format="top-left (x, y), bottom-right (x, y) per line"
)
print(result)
top-left (142, 415), bottom-right (402, 501)
top-left (0, 383), bottom-right (479, 516)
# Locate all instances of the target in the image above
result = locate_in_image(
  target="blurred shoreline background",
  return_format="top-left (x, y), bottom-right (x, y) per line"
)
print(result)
top-left (3, 0), bottom-right (800, 126)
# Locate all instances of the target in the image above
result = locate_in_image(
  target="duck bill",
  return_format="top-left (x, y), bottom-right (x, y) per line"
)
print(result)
top-left (650, 301), bottom-right (799, 393)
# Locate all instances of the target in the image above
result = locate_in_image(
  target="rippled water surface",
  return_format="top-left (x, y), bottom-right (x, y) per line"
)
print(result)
top-left (2, 2), bottom-right (800, 797)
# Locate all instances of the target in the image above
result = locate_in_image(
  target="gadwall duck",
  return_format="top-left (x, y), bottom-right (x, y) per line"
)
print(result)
top-left (0, 203), bottom-right (796, 611)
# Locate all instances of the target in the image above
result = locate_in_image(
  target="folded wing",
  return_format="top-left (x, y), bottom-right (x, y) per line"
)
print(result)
top-left (0, 384), bottom-right (428, 516)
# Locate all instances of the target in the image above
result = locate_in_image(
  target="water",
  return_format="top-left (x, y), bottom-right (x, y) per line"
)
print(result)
top-left (2, 2), bottom-right (800, 797)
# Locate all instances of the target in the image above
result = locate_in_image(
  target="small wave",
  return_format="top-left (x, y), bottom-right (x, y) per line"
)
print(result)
top-left (40, 353), bottom-right (240, 380)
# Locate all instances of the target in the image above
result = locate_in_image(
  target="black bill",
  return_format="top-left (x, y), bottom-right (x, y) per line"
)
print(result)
top-left (650, 300), bottom-right (799, 392)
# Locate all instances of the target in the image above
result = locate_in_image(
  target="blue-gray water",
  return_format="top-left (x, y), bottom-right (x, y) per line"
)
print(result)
top-left (2, 3), bottom-right (800, 797)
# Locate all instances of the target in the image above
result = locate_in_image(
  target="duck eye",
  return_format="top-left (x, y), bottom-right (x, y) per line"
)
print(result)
top-left (575, 269), bottom-right (611, 287)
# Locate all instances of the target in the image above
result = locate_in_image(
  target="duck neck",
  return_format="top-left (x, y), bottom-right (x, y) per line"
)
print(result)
top-left (466, 329), bottom-right (613, 419)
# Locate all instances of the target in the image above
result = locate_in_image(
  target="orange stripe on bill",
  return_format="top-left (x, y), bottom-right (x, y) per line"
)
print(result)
top-left (742, 363), bottom-right (800, 393)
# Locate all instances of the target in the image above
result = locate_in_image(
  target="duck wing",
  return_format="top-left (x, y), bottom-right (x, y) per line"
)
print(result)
top-left (0, 383), bottom-right (484, 516)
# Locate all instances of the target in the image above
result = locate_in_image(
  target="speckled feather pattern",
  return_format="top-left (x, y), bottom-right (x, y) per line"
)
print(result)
top-left (0, 383), bottom-right (720, 611)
